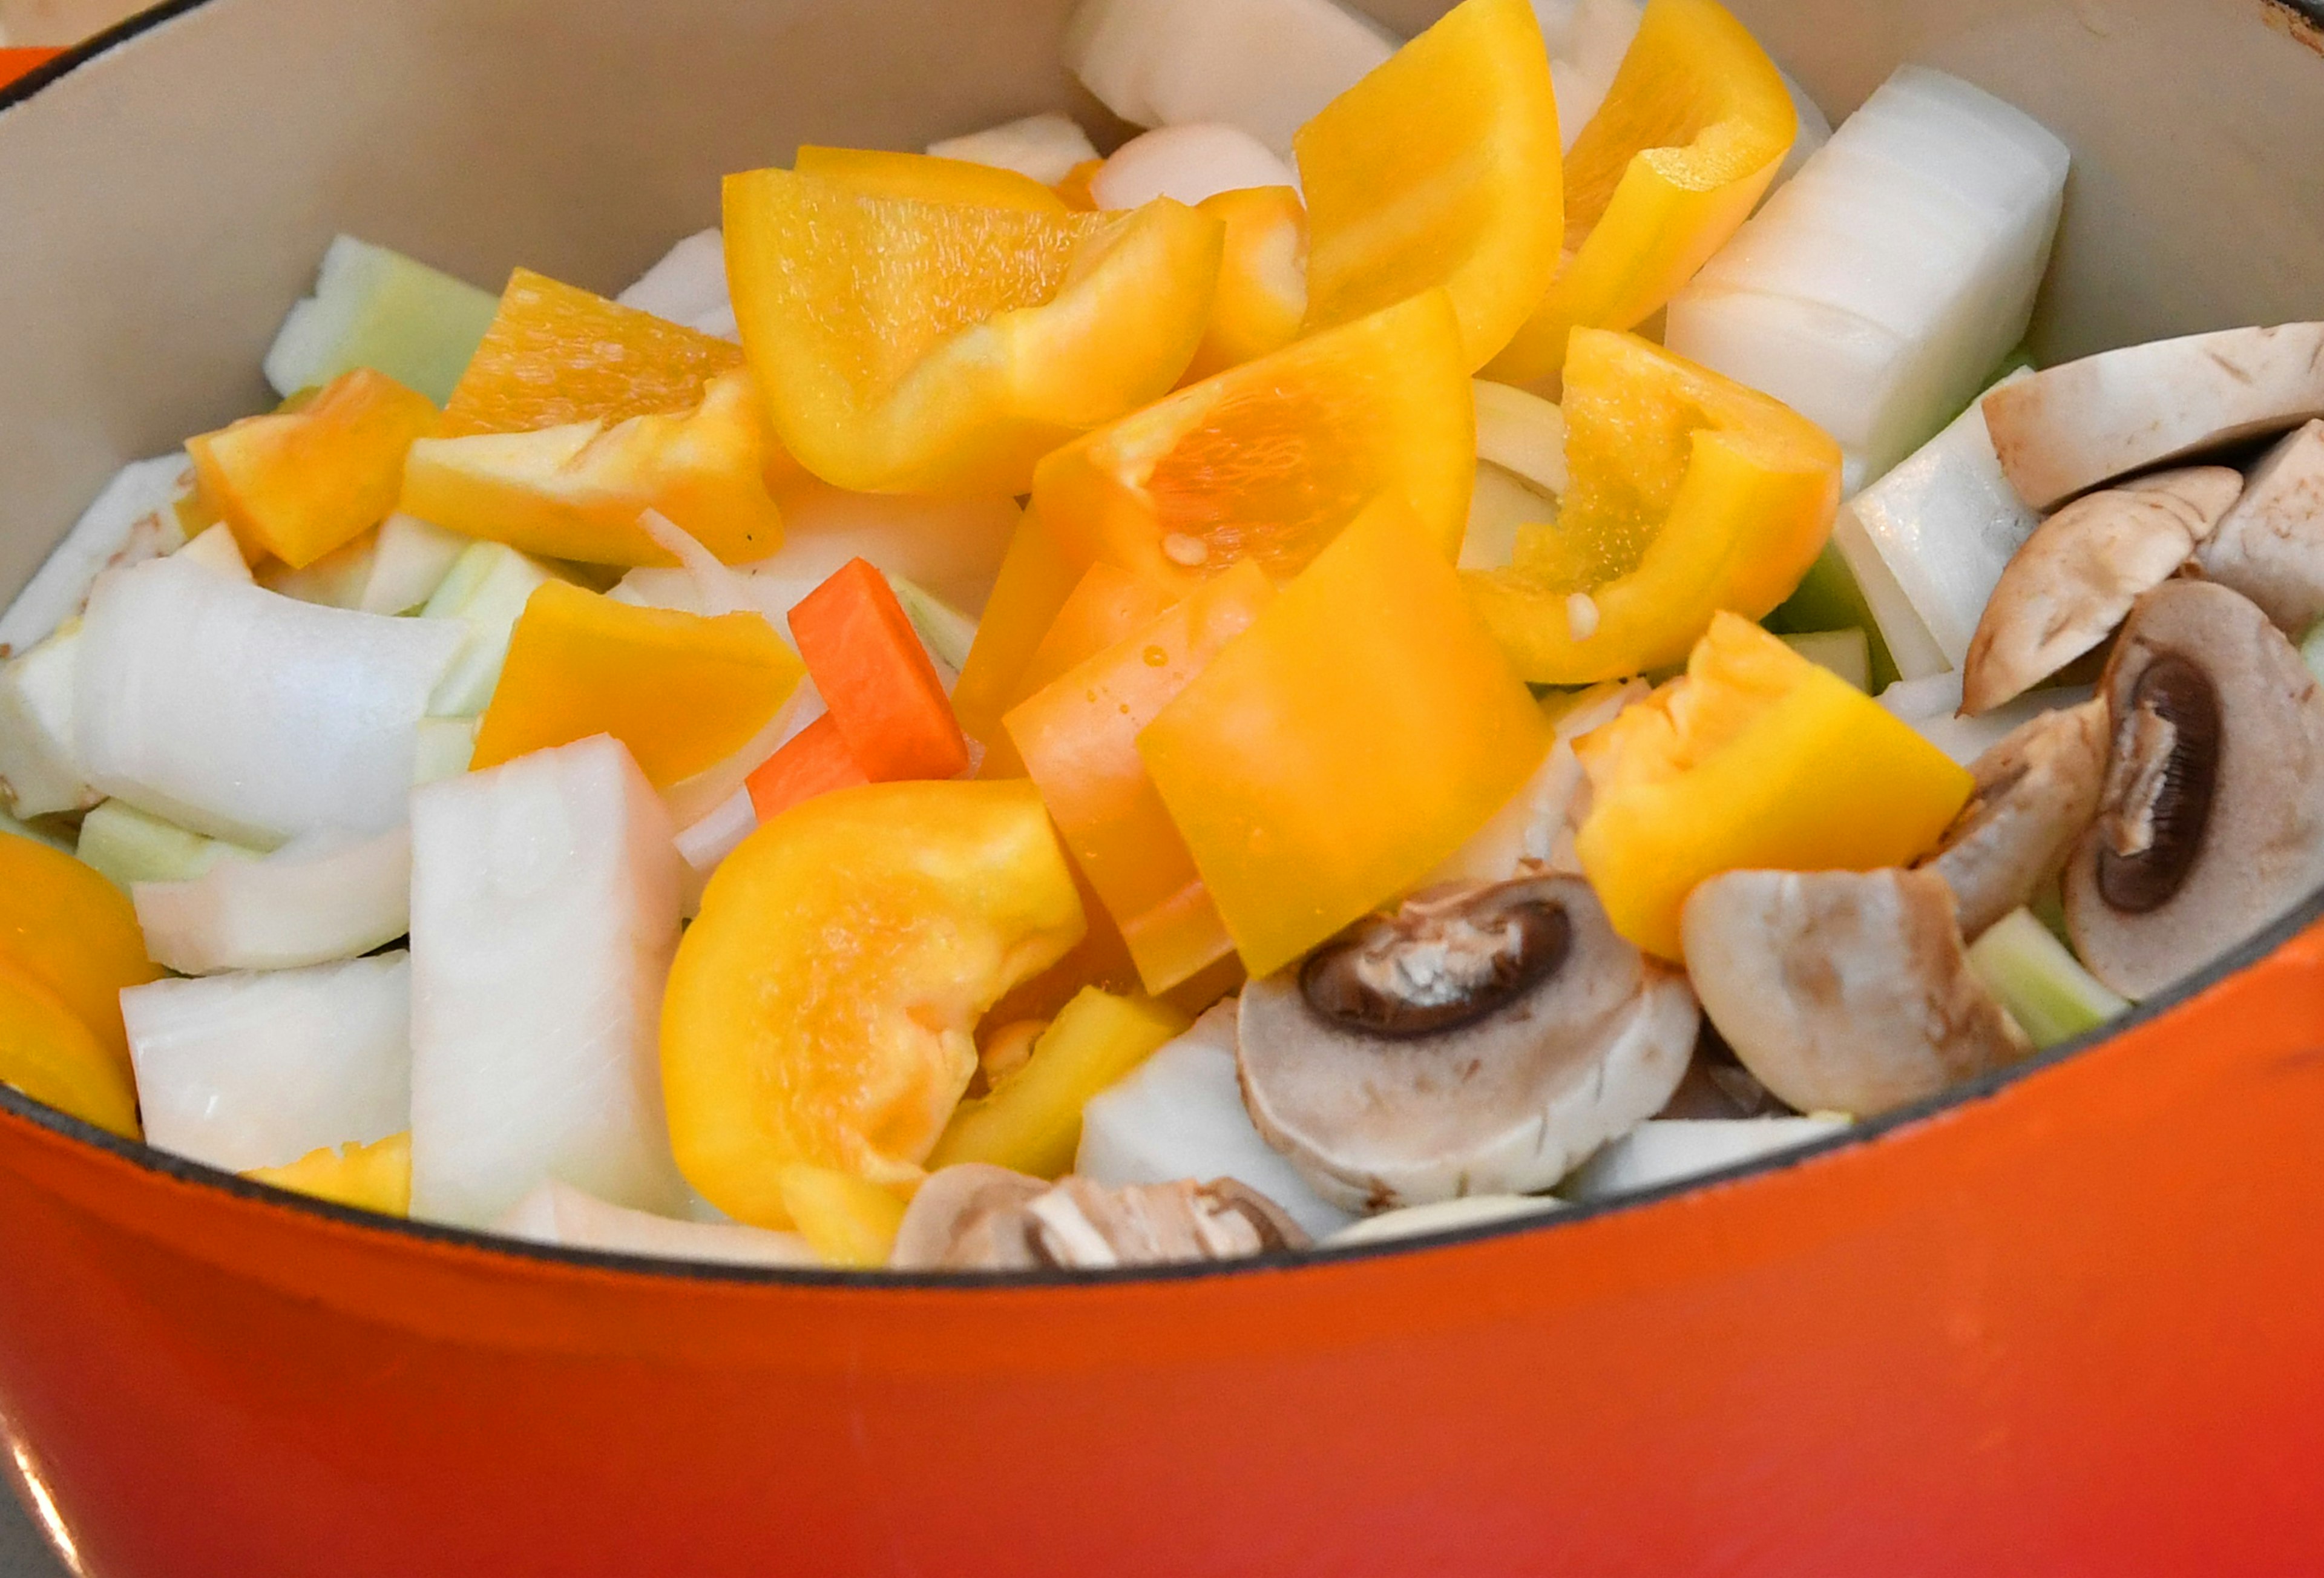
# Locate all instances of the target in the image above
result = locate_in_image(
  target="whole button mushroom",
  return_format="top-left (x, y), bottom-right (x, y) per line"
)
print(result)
top-left (1922, 699), bottom-right (2110, 940)
top-left (2064, 579), bottom-right (2324, 1000)
top-left (1961, 467), bottom-right (2244, 715)
top-left (1235, 875), bottom-right (1698, 1212)
top-left (1682, 867), bottom-right (2034, 1118)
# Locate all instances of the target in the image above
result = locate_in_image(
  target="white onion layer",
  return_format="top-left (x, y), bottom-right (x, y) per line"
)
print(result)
top-left (0, 453), bottom-right (191, 657)
top-left (493, 1180), bottom-right (816, 1267)
top-left (927, 114), bottom-right (1100, 186)
top-left (74, 556), bottom-right (461, 846)
top-left (123, 952), bottom-right (413, 1174)
top-left (1089, 124), bottom-right (1299, 209)
top-left (407, 735), bottom-right (689, 1228)
top-left (134, 824), bottom-right (413, 976)
top-left (1560, 1117), bottom-right (1850, 1203)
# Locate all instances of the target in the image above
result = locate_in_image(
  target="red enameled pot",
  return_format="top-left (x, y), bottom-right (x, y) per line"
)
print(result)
top-left (2, 1), bottom-right (2323, 1573)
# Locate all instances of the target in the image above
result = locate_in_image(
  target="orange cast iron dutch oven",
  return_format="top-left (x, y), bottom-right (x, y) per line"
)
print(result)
top-left (2, 1), bottom-right (2323, 1573)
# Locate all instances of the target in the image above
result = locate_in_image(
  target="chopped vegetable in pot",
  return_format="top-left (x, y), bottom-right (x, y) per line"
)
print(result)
top-left (9, 0), bottom-right (2324, 1272)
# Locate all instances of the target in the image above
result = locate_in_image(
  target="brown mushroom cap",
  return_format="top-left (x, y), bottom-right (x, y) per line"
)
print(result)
top-left (1983, 323), bottom-right (2324, 513)
top-left (890, 1168), bottom-right (1308, 1271)
top-left (1681, 867), bottom-right (2034, 1117)
top-left (2064, 580), bottom-right (2324, 999)
top-left (2196, 419), bottom-right (2324, 636)
top-left (1923, 699), bottom-right (2110, 939)
top-left (1236, 875), bottom-right (1698, 1212)
top-left (1961, 468), bottom-right (2244, 715)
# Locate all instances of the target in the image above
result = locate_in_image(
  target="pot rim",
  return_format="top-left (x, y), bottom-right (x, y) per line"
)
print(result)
top-left (3, 0), bottom-right (2320, 1294)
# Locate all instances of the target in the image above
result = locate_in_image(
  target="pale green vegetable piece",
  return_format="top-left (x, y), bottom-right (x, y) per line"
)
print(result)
top-left (77, 800), bottom-right (262, 889)
top-left (264, 235), bottom-right (498, 407)
top-left (1778, 629), bottom-right (1871, 692)
top-left (1968, 907), bottom-right (2132, 1047)
top-left (421, 542), bottom-right (566, 718)
top-left (885, 572), bottom-right (979, 677)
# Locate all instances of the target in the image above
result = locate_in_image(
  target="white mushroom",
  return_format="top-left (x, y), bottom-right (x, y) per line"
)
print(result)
top-left (1960, 467), bottom-right (2244, 715)
top-left (1681, 867), bottom-right (2034, 1117)
top-left (1235, 876), bottom-right (1698, 1212)
top-left (890, 1167), bottom-right (1307, 1271)
top-left (2064, 579), bottom-right (2324, 1000)
top-left (1922, 699), bottom-right (2110, 939)
top-left (2196, 418), bottom-right (2324, 636)
top-left (1981, 323), bottom-right (2324, 513)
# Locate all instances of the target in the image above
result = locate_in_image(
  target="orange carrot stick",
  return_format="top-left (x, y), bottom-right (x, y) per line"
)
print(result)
top-left (787, 558), bottom-right (970, 782)
top-left (746, 714), bottom-right (870, 823)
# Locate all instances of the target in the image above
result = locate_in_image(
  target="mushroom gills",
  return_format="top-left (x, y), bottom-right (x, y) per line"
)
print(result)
top-left (2064, 579), bottom-right (2324, 1000)
top-left (1681, 867), bottom-right (2033, 1117)
top-left (890, 1165), bottom-right (1308, 1271)
top-left (1922, 698), bottom-right (2109, 939)
top-left (1960, 466), bottom-right (2243, 716)
top-left (1237, 876), bottom-right (1697, 1212)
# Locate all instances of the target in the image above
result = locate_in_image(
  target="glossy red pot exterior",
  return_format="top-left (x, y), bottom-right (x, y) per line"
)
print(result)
top-left (3, 1), bottom-right (2324, 1574)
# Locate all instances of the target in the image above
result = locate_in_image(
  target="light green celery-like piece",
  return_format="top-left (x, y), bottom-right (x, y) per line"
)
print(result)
top-left (1969, 907), bottom-right (2132, 1047)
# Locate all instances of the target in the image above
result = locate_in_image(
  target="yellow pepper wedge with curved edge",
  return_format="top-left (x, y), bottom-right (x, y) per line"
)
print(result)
top-left (472, 581), bottom-right (806, 786)
top-left (1486, 0), bottom-right (1796, 387)
top-left (1181, 186), bottom-right (1308, 384)
top-left (1140, 498), bottom-right (1549, 979)
top-left (401, 366), bottom-right (787, 566)
top-left (1032, 289), bottom-right (1475, 596)
top-left (245, 1133), bottom-right (413, 1216)
top-left (189, 367), bottom-right (437, 569)
top-left (793, 145), bottom-right (1071, 213)
top-left (1574, 613), bottom-right (1974, 960)
top-left (0, 957), bottom-right (140, 1139)
top-left (779, 1166), bottom-right (910, 1267)
top-left (1296, 0), bottom-right (1563, 372)
top-left (1006, 561), bottom-right (1276, 992)
top-left (724, 169), bottom-right (1224, 496)
top-left (660, 780), bottom-right (1085, 1227)
top-left (0, 832), bottom-right (161, 1074)
top-left (1466, 328), bottom-right (1840, 683)
top-left (928, 987), bottom-right (1191, 1179)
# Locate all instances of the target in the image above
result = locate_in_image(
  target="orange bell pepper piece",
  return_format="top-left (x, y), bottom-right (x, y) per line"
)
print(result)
top-left (0, 958), bottom-right (140, 1140)
top-left (0, 833), bottom-right (161, 1076)
top-left (188, 368), bottom-right (436, 568)
top-left (473, 581), bottom-right (806, 786)
top-left (793, 146), bottom-right (1072, 213)
top-left (1032, 289), bottom-right (1474, 594)
top-left (1574, 613), bottom-right (1975, 959)
top-left (975, 561), bottom-right (1179, 780)
top-left (245, 1133), bottom-right (413, 1216)
top-left (1006, 560), bottom-right (1276, 993)
top-left (1140, 498), bottom-right (1549, 978)
top-left (724, 169), bottom-right (1223, 495)
top-left (1486, 0), bottom-right (1798, 387)
top-left (1466, 328), bottom-right (1841, 683)
top-left (1181, 186), bottom-right (1308, 384)
top-left (951, 507), bottom-right (1086, 757)
top-left (747, 716), bottom-right (872, 824)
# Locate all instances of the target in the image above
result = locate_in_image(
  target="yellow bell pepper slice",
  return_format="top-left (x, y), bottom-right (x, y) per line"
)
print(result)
top-left (438, 268), bottom-right (746, 438)
top-left (244, 1133), bottom-right (413, 1216)
top-left (793, 145), bottom-right (1071, 213)
top-left (661, 780), bottom-right (1085, 1226)
top-left (1466, 328), bottom-right (1840, 683)
top-left (1575, 613), bottom-right (1974, 960)
top-left (724, 169), bottom-right (1223, 496)
top-left (472, 581), bottom-right (806, 786)
top-left (0, 832), bottom-right (161, 1074)
top-left (1006, 561), bottom-right (1276, 993)
top-left (0, 956), bottom-right (140, 1139)
top-left (1141, 498), bottom-right (1549, 978)
top-left (928, 988), bottom-right (1190, 1179)
top-left (1032, 289), bottom-right (1475, 594)
top-left (779, 1165), bottom-right (910, 1267)
top-left (1181, 186), bottom-right (1308, 384)
top-left (952, 507), bottom-right (1086, 757)
top-left (1487, 0), bottom-right (1797, 386)
top-left (1295, 0), bottom-right (1563, 371)
top-left (401, 366), bottom-right (787, 566)
top-left (188, 368), bottom-right (437, 568)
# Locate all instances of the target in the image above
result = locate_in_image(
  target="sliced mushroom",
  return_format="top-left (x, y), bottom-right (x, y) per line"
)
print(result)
top-left (2196, 419), bottom-right (2324, 636)
top-left (1922, 699), bottom-right (2110, 939)
top-left (1681, 867), bottom-right (2034, 1117)
top-left (2063, 580), bottom-right (2324, 999)
top-left (1235, 875), bottom-right (1698, 1212)
top-left (1983, 323), bottom-right (2324, 513)
top-left (1960, 467), bottom-right (2244, 714)
top-left (890, 1168), bottom-right (1307, 1271)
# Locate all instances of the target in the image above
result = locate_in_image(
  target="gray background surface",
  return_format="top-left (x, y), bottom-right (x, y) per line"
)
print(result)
top-left (0, 1492), bottom-right (63, 1576)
